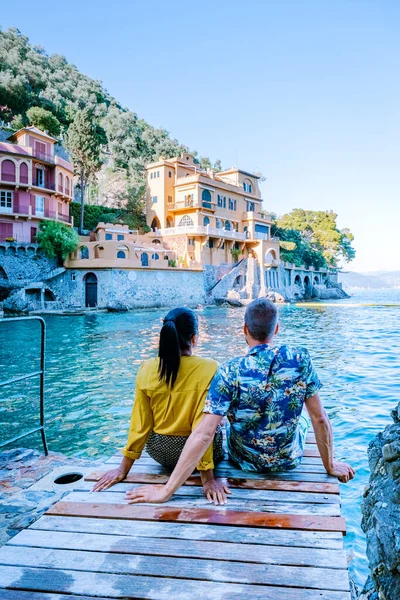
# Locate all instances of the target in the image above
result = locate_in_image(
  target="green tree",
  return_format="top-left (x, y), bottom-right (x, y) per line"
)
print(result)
top-left (66, 109), bottom-right (104, 233)
top-left (26, 106), bottom-right (61, 136)
top-left (275, 209), bottom-right (355, 267)
top-left (36, 221), bottom-right (79, 260)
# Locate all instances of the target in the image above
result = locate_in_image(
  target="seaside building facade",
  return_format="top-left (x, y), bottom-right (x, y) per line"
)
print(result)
top-left (145, 154), bottom-right (280, 269)
top-left (0, 126), bottom-right (74, 243)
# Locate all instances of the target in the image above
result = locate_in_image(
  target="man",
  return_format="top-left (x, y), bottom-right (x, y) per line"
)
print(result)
top-left (126, 298), bottom-right (355, 505)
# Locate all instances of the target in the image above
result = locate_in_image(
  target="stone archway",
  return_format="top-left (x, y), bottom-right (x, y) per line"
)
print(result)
top-left (294, 274), bottom-right (302, 287)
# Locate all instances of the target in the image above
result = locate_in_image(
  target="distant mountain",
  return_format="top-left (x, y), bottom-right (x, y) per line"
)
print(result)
top-left (363, 271), bottom-right (400, 288)
top-left (339, 271), bottom-right (392, 291)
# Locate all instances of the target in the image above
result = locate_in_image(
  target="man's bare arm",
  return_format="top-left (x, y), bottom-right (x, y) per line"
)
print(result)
top-left (305, 393), bottom-right (355, 483)
top-left (125, 414), bottom-right (224, 503)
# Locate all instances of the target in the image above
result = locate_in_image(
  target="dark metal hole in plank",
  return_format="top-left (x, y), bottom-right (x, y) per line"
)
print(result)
top-left (54, 472), bottom-right (83, 485)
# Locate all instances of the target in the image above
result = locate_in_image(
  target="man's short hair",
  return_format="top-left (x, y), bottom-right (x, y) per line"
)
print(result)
top-left (244, 298), bottom-right (278, 342)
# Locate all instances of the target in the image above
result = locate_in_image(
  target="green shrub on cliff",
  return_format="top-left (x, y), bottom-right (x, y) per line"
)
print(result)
top-left (36, 221), bottom-right (79, 260)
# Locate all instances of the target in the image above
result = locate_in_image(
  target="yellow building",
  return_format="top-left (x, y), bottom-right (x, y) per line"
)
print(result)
top-left (146, 153), bottom-right (280, 268)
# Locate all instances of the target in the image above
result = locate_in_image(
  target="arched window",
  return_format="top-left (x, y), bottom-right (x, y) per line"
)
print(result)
top-left (224, 221), bottom-right (231, 231)
top-left (1, 160), bottom-right (16, 182)
top-left (65, 176), bottom-right (70, 195)
top-left (202, 189), bottom-right (212, 208)
top-left (304, 275), bottom-right (311, 288)
top-left (141, 253), bottom-right (149, 266)
top-left (178, 215), bottom-right (194, 227)
top-left (19, 162), bottom-right (29, 184)
top-left (58, 172), bottom-right (63, 192)
top-left (117, 245), bottom-right (129, 259)
top-left (243, 179), bottom-right (252, 193)
top-left (216, 218), bottom-right (223, 229)
top-left (79, 246), bottom-right (89, 259)
top-left (203, 216), bottom-right (210, 226)
top-left (265, 249), bottom-right (276, 265)
top-left (152, 253), bottom-right (159, 260)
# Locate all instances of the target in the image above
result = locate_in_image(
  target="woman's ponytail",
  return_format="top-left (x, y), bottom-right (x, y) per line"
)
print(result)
top-left (158, 307), bottom-right (198, 388)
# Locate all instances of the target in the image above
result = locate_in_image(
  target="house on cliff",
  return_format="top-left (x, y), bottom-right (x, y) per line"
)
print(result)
top-left (0, 126), bottom-right (74, 243)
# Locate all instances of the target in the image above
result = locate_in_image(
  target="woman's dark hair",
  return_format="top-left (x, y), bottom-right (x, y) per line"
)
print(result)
top-left (158, 307), bottom-right (198, 388)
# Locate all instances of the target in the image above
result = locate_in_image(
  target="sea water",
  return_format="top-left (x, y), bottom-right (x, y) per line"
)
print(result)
top-left (1, 288), bottom-right (400, 588)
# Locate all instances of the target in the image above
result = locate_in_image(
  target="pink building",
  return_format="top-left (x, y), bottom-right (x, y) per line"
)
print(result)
top-left (0, 126), bottom-right (74, 243)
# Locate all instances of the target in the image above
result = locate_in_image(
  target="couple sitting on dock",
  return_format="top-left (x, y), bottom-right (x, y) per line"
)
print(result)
top-left (93, 298), bottom-right (354, 504)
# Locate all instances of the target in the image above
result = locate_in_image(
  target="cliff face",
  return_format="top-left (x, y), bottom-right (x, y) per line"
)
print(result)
top-left (361, 402), bottom-right (400, 600)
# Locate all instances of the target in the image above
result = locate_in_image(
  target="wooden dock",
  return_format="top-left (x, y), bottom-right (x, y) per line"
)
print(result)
top-left (0, 432), bottom-right (351, 599)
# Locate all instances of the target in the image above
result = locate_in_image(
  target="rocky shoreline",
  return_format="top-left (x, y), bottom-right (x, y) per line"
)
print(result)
top-left (360, 401), bottom-right (400, 599)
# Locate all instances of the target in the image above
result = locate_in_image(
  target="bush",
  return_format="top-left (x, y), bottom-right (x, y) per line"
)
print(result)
top-left (26, 106), bottom-right (61, 137)
top-left (69, 202), bottom-right (121, 231)
top-left (36, 221), bottom-right (79, 260)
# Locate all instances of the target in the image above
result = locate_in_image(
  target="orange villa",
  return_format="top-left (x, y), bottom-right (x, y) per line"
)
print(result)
top-left (0, 126), bottom-right (74, 243)
top-left (145, 153), bottom-right (281, 269)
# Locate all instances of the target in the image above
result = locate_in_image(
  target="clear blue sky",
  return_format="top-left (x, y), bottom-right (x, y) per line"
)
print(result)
top-left (2, 0), bottom-right (399, 272)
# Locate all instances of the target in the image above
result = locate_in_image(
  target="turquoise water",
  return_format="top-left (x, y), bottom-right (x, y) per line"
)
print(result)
top-left (1, 289), bottom-right (400, 588)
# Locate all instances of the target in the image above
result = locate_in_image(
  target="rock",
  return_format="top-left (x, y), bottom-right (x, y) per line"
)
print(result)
top-left (227, 299), bottom-right (243, 307)
top-left (361, 401), bottom-right (400, 599)
top-left (3, 289), bottom-right (28, 314)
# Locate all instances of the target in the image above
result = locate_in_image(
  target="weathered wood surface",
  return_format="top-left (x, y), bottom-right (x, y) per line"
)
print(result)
top-left (82, 477), bottom-right (340, 502)
top-left (7, 529), bottom-right (348, 568)
top-left (30, 515), bottom-right (345, 549)
top-left (65, 487), bottom-right (341, 515)
top-left (0, 566), bottom-right (351, 600)
top-left (0, 545), bottom-right (350, 591)
top-left (0, 431), bottom-right (350, 599)
top-left (47, 500), bottom-right (347, 532)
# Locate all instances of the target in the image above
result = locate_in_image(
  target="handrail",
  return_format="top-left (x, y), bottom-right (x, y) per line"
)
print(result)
top-left (0, 316), bottom-right (48, 455)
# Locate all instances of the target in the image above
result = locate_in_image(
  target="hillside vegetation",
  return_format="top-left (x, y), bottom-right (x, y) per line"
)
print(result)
top-left (0, 27), bottom-right (220, 218)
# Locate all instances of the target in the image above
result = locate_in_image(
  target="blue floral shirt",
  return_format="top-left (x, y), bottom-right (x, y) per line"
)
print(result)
top-left (204, 344), bottom-right (322, 472)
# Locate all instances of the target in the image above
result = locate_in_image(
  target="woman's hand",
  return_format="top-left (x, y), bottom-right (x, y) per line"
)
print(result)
top-left (125, 484), bottom-right (171, 504)
top-left (91, 467), bottom-right (127, 492)
top-left (202, 477), bottom-right (231, 505)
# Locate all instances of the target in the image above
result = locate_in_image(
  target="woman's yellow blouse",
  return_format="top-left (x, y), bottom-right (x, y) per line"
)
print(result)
top-left (122, 356), bottom-right (218, 470)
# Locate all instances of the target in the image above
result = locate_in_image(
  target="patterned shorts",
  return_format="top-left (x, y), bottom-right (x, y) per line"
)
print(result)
top-left (146, 425), bottom-right (225, 470)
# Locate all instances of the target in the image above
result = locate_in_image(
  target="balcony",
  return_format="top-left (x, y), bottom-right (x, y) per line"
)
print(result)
top-left (0, 203), bottom-right (72, 224)
top-left (32, 149), bottom-right (55, 164)
top-left (242, 211), bottom-right (272, 222)
top-left (157, 225), bottom-right (246, 241)
top-left (168, 200), bottom-right (216, 212)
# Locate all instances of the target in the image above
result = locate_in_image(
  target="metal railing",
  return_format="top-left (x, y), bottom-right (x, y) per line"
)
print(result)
top-left (0, 316), bottom-right (48, 455)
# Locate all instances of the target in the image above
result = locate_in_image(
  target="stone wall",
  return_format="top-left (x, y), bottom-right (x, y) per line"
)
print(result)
top-left (46, 268), bottom-right (205, 310)
top-left (0, 243), bottom-right (58, 285)
top-left (360, 401), bottom-right (400, 600)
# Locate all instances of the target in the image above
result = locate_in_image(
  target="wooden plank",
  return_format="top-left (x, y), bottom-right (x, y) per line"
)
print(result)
top-left (30, 515), bottom-right (345, 549)
top-left (105, 456), bottom-right (330, 476)
top-left (46, 501), bottom-right (347, 533)
top-left (0, 565), bottom-right (351, 600)
top-left (0, 593), bottom-right (114, 600)
top-left (81, 479), bottom-right (341, 504)
top-left (0, 546), bottom-right (350, 592)
top-left (8, 529), bottom-right (348, 568)
top-left (133, 455), bottom-right (325, 467)
top-left (303, 447), bottom-right (321, 457)
top-left (102, 460), bottom-right (336, 482)
top-left (52, 490), bottom-right (341, 516)
top-left (86, 470), bottom-right (339, 494)
top-left (307, 433), bottom-right (317, 444)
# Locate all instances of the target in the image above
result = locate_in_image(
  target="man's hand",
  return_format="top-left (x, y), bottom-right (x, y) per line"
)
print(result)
top-left (327, 461), bottom-right (355, 483)
top-left (202, 478), bottom-right (231, 505)
top-left (92, 468), bottom-right (127, 492)
top-left (125, 484), bottom-right (171, 504)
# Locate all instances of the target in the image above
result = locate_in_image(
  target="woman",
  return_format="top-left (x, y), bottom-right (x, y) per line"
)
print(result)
top-left (93, 307), bottom-right (230, 504)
